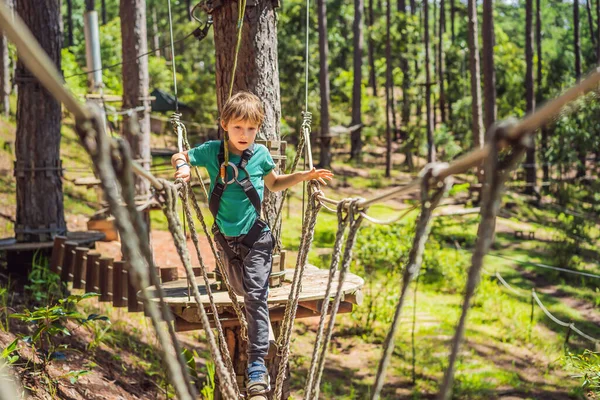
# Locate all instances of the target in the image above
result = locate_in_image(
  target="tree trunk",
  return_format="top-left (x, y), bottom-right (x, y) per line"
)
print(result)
top-left (86, 0), bottom-right (95, 11)
top-left (0, 0), bottom-right (13, 118)
top-left (482, 0), bottom-right (496, 132)
top-left (450, 0), bottom-right (455, 42)
top-left (425, 0), bottom-right (436, 162)
top-left (432, 0), bottom-right (438, 128)
top-left (120, 0), bottom-right (152, 241)
top-left (574, 0), bottom-right (586, 177)
top-left (367, 0), bottom-right (377, 97)
top-left (316, 0), bottom-right (332, 168)
top-left (586, 0), bottom-right (596, 45)
top-left (438, 0), bottom-right (446, 124)
top-left (66, 0), bottom-right (74, 47)
top-left (467, 0), bottom-right (483, 155)
top-left (152, 7), bottom-right (161, 57)
top-left (15, 0), bottom-right (66, 243)
top-left (597, 0), bottom-right (600, 62)
top-left (187, 0), bottom-right (193, 21)
top-left (398, 0), bottom-right (406, 11)
top-left (350, 0), bottom-right (364, 161)
top-left (101, 0), bottom-right (107, 25)
top-left (525, 0), bottom-right (537, 193)
top-left (385, 0), bottom-right (393, 176)
top-left (536, 0), bottom-right (549, 184)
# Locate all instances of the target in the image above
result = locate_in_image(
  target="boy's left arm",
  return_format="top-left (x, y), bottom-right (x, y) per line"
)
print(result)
top-left (264, 168), bottom-right (334, 192)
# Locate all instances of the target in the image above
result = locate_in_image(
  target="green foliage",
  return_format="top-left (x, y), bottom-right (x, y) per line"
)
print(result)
top-left (546, 212), bottom-right (593, 272)
top-left (200, 361), bottom-right (216, 400)
top-left (24, 253), bottom-right (63, 306)
top-left (565, 350), bottom-right (600, 395)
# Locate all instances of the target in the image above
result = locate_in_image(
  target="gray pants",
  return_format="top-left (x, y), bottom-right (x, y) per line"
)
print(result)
top-left (216, 230), bottom-right (273, 365)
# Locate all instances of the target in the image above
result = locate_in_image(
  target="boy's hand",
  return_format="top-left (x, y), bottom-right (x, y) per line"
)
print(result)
top-left (174, 165), bottom-right (191, 182)
top-left (305, 167), bottom-right (334, 185)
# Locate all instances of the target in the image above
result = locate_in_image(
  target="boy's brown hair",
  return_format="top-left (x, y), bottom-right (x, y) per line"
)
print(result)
top-left (221, 91), bottom-right (265, 127)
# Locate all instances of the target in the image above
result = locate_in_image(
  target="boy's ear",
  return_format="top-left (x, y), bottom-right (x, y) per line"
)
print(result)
top-left (220, 119), bottom-right (227, 131)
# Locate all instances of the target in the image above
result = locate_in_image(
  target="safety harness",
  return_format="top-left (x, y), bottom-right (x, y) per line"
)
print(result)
top-left (209, 141), bottom-right (268, 262)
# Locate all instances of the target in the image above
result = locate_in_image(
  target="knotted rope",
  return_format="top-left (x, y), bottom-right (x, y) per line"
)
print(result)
top-left (158, 179), bottom-right (239, 400)
top-left (371, 163), bottom-right (453, 400)
top-left (437, 119), bottom-right (527, 400)
top-left (273, 181), bottom-right (324, 400)
top-left (305, 197), bottom-right (364, 400)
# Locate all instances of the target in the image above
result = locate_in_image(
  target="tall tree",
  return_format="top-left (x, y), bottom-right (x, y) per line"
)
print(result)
top-left (438, 0), bottom-right (446, 123)
top-left (425, 0), bottom-right (436, 162)
top-left (101, 0), bottom-right (107, 25)
top-left (151, 7), bottom-right (161, 57)
top-left (317, 0), bottom-right (332, 168)
top-left (66, 0), bottom-right (74, 47)
top-left (482, 0), bottom-right (497, 131)
top-left (467, 0), bottom-right (483, 157)
top-left (85, 0), bottom-right (95, 11)
top-left (385, 0), bottom-right (393, 175)
top-left (367, 0), bottom-right (377, 96)
top-left (585, 0), bottom-right (596, 45)
top-left (399, 0), bottom-right (412, 155)
top-left (574, 0), bottom-right (586, 177)
top-left (525, 0), bottom-right (537, 193)
top-left (537, 0), bottom-right (549, 183)
top-left (15, 0), bottom-right (66, 243)
top-left (597, 0), bottom-right (600, 61)
top-left (120, 0), bottom-right (151, 236)
top-left (350, 0), bottom-right (364, 160)
top-left (0, 0), bottom-right (13, 117)
top-left (450, 0), bottom-right (456, 42)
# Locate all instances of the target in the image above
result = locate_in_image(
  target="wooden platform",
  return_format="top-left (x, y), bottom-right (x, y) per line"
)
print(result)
top-left (0, 231), bottom-right (106, 252)
top-left (147, 265), bottom-right (364, 329)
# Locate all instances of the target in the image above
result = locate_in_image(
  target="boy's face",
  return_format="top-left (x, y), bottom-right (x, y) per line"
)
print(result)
top-left (221, 118), bottom-right (259, 154)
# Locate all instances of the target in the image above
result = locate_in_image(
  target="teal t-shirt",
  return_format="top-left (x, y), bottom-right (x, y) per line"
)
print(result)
top-left (188, 140), bottom-right (276, 236)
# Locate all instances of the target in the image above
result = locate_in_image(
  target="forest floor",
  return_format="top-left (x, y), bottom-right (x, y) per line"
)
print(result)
top-left (0, 116), bottom-right (599, 399)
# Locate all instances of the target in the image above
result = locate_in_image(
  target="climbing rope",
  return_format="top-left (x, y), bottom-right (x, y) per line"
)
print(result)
top-left (158, 179), bottom-right (239, 400)
top-left (437, 120), bottom-right (527, 400)
top-left (371, 163), bottom-right (453, 400)
top-left (305, 198), bottom-right (364, 400)
top-left (273, 181), bottom-right (324, 400)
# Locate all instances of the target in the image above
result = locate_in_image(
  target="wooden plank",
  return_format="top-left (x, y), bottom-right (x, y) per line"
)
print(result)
top-left (99, 257), bottom-right (113, 302)
top-left (127, 261), bottom-right (143, 312)
top-left (72, 247), bottom-right (88, 289)
top-left (60, 241), bottom-right (78, 283)
top-left (113, 261), bottom-right (127, 307)
top-left (160, 267), bottom-right (178, 283)
top-left (49, 235), bottom-right (67, 274)
top-left (85, 252), bottom-right (101, 293)
top-left (152, 266), bottom-right (364, 308)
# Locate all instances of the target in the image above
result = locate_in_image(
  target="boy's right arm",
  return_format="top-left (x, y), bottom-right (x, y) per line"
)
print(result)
top-left (171, 151), bottom-right (191, 182)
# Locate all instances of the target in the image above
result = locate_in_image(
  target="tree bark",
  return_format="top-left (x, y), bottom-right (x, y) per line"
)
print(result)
top-left (316, 0), bottom-right (332, 168)
top-left (86, 0), bottom-right (95, 11)
top-left (438, 0), bottom-right (446, 124)
top-left (574, 0), bottom-right (586, 177)
top-left (0, 0), bottom-right (13, 118)
top-left (525, 0), bottom-right (537, 193)
top-left (385, 0), bottom-right (393, 175)
top-left (101, 0), bottom-right (107, 25)
top-left (187, 0), bottom-right (193, 21)
top-left (152, 7), bottom-right (161, 57)
top-left (66, 0), bottom-right (74, 47)
top-left (536, 0), bottom-right (549, 184)
top-left (120, 0), bottom-right (152, 239)
top-left (425, 0), bottom-right (436, 162)
top-left (367, 0), bottom-right (377, 96)
top-left (586, 0), bottom-right (596, 45)
top-left (450, 0), bottom-right (456, 42)
top-left (350, 0), bottom-right (364, 161)
top-left (15, 0), bottom-right (66, 243)
top-left (482, 0), bottom-right (496, 131)
top-left (597, 0), bottom-right (600, 61)
top-left (467, 0), bottom-right (483, 153)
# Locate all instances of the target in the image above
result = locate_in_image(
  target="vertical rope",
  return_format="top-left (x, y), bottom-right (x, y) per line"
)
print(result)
top-left (371, 163), bottom-right (453, 400)
top-left (437, 120), bottom-right (526, 400)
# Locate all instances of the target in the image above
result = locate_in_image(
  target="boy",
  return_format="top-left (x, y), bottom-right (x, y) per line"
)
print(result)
top-left (171, 91), bottom-right (333, 396)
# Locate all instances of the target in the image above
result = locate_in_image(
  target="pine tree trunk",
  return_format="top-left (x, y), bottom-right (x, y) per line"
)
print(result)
top-left (586, 0), bottom-right (596, 44)
top-left (482, 0), bottom-right (496, 132)
top-left (367, 0), bottom-right (377, 97)
top-left (525, 0), bottom-right (537, 193)
top-left (316, 0), bottom-right (332, 168)
top-left (187, 0), bottom-right (193, 21)
top-left (450, 0), bottom-right (456, 42)
top-left (597, 0), bottom-right (600, 61)
top-left (425, 0), bottom-right (436, 162)
top-left (536, 0), bottom-right (549, 184)
top-left (66, 0), bottom-right (73, 47)
top-left (350, 0), bottom-right (364, 160)
top-left (386, 0), bottom-right (393, 175)
top-left (574, 0), bottom-right (586, 177)
top-left (467, 0), bottom-right (483, 154)
top-left (15, 0), bottom-right (66, 243)
top-left (101, 0), bottom-right (107, 25)
top-left (432, 0), bottom-right (438, 128)
top-left (86, 0), bottom-right (95, 11)
top-left (0, 0), bottom-right (12, 117)
top-left (120, 0), bottom-right (152, 241)
top-left (438, 0), bottom-right (446, 124)
top-left (152, 7), bottom-right (161, 57)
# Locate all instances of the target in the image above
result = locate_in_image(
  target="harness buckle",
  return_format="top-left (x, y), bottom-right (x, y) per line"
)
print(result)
top-left (218, 161), bottom-right (239, 185)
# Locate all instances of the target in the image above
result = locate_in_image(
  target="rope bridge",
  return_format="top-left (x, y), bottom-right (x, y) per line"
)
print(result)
top-left (2, 2), bottom-right (600, 399)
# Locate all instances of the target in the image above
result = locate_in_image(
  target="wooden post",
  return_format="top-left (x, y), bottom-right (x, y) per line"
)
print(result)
top-left (113, 260), bottom-right (128, 307)
top-left (49, 235), bottom-right (67, 274)
top-left (72, 247), bottom-right (88, 289)
top-left (60, 241), bottom-right (78, 283)
top-left (160, 267), bottom-right (178, 283)
top-left (86, 252), bottom-right (101, 293)
top-left (99, 257), bottom-right (113, 302)
top-left (127, 261), bottom-right (143, 312)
